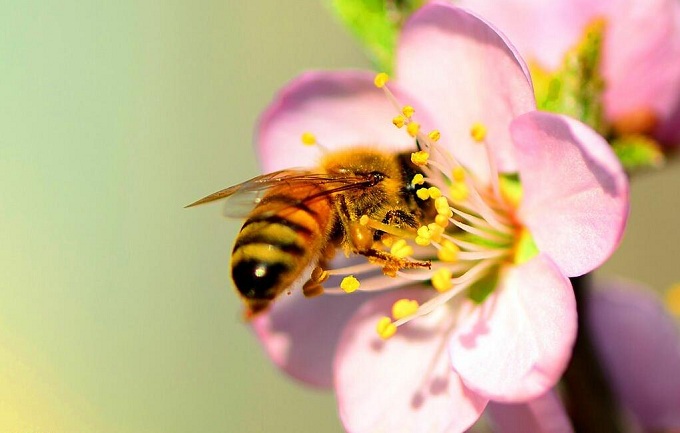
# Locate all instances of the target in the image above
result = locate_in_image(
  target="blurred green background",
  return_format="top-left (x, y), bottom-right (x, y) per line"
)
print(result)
top-left (1, 1), bottom-right (678, 432)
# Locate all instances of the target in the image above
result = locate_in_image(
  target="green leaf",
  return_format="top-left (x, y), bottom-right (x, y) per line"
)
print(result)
top-left (611, 134), bottom-right (665, 171)
top-left (532, 19), bottom-right (608, 135)
top-left (329, 0), bottom-right (426, 73)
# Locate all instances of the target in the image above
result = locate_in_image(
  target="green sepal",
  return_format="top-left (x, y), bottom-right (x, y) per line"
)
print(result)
top-left (468, 265), bottom-right (500, 304)
top-left (532, 19), bottom-right (608, 135)
top-left (329, 0), bottom-right (426, 73)
top-left (611, 134), bottom-right (665, 171)
top-left (514, 229), bottom-right (539, 266)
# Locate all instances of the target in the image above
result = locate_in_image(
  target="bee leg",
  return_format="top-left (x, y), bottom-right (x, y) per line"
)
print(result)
top-left (361, 248), bottom-right (431, 277)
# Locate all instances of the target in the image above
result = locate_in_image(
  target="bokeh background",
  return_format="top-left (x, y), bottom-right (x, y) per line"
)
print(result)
top-left (1, 1), bottom-right (678, 432)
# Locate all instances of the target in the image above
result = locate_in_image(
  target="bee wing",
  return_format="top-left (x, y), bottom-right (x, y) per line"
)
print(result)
top-left (186, 169), bottom-right (374, 219)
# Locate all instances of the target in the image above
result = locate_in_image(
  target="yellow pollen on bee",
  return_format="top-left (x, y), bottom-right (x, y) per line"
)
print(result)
top-left (374, 72), bottom-right (390, 88)
top-left (406, 122), bottom-right (421, 138)
top-left (449, 182), bottom-right (469, 203)
top-left (470, 122), bottom-right (487, 142)
top-left (402, 105), bottom-right (415, 118)
top-left (428, 130), bottom-right (441, 142)
top-left (376, 316), bottom-right (397, 339)
top-left (301, 132), bottom-right (317, 146)
top-left (452, 166), bottom-right (466, 182)
top-left (437, 239), bottom-right (460, 262)
top-left (410, 150), bottom-right (429, 166)
top-left (381, 235), bottom-right (394, 248)
top-left (340, 275), bottom-right (360, 293)
top-left (392, 115), bottom-right (406, 128)
top-left (391, 299), bottom-right (419, 320)
top-left (359, 215), bottom-right (370, 226)
top-left (390, 239), bottom-right (414, 259)
top-left (411, 173), bottom-right (425, 186)
top-left (432, 268), bottom-right (453, 292)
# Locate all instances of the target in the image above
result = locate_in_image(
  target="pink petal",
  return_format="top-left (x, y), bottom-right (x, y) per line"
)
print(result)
top-left (449, 255), bottom-right (576, 402)
top-left (456, 0), bottom-right (609, 71)
top-left (511, 112), bottom-right (629, 278)
top-left (252, 288), bottom-right (371, 388)
top-left (588, 279), bottom-right (680, 429)
top-left (603, 0), bottom-right (680, 130)
top-left (396, 2), bottom-right (535, 181)
top-left (334, 289), bottom-right (487, 433)
top-left (486, 390), bottom-right (574, 433)
top-left (256, 71), bottom-right (430, 172)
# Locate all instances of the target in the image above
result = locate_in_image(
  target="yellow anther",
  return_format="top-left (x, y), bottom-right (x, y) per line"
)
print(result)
top-left (391, 299), bottom-right (419, 320)
top-left (427, 187), bottom-right (442, 199)
top-left (416, 188), bottom-right (430, 200)
top-left (470, 122), bottom-right (487, 142)
top-left (435, 196), bottom-right (451, 215)
top-left (301, 132), bottom-right (317, 146)
top-left (449, 182), bottom-right (469, 203)
top-left (359, 215), bottom-right (370, 226)
top-left (406, 122), bottom-right (421, 138)
top-left (415, 236), bottom-right (431, 246)
top-left (390, 239), bottom-right (414, 259)
top-left (392, 115), bottom-right (406, 128)
top-left (435, 214), bottom-right (450, 228)
top-left (437, 240), bottom-right (459, 262)
top-left (452, 166), bottom-right (466, 182)
top-left (340, 275), bottom-right (360, 293)
top-left (427, 223), bottom-right (444, 242)
top-left (374, 72), bottom-right (390, 88)
top-left (666, 283), bottom-right (680, 316)
top-left (376, 316), bottom-right (397, 339)
top-left (411, 150), bottom-right (429, 166)
top-left (428, 130), bottom-right (441, 142)
top-left (411, 173), bottom-right (425, 186)
top-left (432, 268), bottom-right (453, 292)
top-left (402, 105), bottom-right (415, 118)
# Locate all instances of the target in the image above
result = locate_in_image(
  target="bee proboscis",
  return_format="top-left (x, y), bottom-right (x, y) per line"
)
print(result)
top-left (187, 146), bottom-right (433, 315)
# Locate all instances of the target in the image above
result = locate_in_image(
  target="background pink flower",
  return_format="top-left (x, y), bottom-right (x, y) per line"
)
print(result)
top-left (458, 0), bottom-right (680, 148)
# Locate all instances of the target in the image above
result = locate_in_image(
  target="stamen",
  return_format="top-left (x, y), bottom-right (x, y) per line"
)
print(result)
top-left (390, 239), bottom-right (414, 259)
top-left (392, 298), bottom-right (419, 320)
top-left (436, 239), bottom-right (459, 262)
top-left (470, 122), bottom-right (487, 142)
top-left (374, 72), bottom-right (390, 88)
top-left (376, 316), bottom-right (397, 339)
top-left (410, 150), bottom-right (430, 166)
top-left (402, 105), bottom-right (415, 118)
top-left (340, 275), bottom-right (360, 293)
top-left (431, 268), bottom-right (453, 292)
top-left (406, 122), bottom-right (421, 137)
top-left (301, 132), bottom-right (317, 145)
top-left (411, 173), bottom-right (425, 186)
top-left (428, 130), bottom-right (441, 142)
top-left (393, 115), bottom-right (406, 128)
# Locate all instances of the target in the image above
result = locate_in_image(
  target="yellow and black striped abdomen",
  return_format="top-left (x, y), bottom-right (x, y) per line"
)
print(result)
top-left (231, 184), bottom-right (333, 314)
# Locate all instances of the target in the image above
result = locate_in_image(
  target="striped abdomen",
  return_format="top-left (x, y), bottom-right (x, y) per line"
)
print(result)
top-left (231, 183), bottom-right (333, 314)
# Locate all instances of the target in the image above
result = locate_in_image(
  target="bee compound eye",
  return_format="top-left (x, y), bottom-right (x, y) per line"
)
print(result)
top-left (231, 260), bottom-right (287, 299)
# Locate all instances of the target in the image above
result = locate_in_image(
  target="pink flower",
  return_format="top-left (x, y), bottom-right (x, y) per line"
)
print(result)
top-left (486, 279), bottom-right (680, 432)
top-left (251, 3), bottom-right (628, 432)
top-left (458, 0), bottom-right (680, 147)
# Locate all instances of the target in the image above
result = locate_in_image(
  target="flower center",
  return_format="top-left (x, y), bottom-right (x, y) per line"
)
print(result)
top-left (305, 73), bottom-right (525, 339)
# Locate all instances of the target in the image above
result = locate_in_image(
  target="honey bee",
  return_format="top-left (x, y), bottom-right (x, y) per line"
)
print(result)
top-left (187, 146), bottom-right (433, 315)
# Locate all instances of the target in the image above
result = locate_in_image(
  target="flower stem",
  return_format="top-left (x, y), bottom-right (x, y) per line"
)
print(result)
top-left (563, 274), bottom-right (624, 433)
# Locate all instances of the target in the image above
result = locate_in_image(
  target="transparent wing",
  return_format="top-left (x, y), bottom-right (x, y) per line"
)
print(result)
top-left (185, 169), bottom-right (376, 219)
